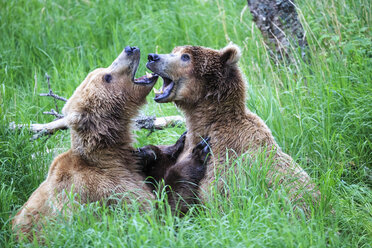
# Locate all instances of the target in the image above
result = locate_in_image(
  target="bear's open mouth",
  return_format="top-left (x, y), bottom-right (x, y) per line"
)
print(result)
top-left (134, 72), bottom-right (159, 85)
top-left (153, 76), bottom-right (175, 102)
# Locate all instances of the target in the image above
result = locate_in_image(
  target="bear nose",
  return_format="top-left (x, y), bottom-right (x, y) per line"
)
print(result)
top-left (125, 46), bottom-right (138, 54)
top-left (148, 53), bottom-right (160, 62)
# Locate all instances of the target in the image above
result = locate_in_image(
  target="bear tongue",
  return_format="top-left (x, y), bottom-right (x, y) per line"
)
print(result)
top-left (135, 75), bottom-right (147, 81)
top-left (134, 73), bottom-right (158, 85)
top-left (154, 81), bottom-right (174, 101)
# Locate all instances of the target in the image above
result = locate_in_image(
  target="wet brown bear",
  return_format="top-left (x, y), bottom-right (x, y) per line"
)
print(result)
top-left (146, 44), bottom-right (320, 212)
top-left (12, 47), bottom-right (159, 238)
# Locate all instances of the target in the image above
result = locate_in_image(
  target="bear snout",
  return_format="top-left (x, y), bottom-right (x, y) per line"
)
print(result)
top-left (124, 46), bottom-right (138, 54)
top-left (148, 53), bottom-right (160, 62)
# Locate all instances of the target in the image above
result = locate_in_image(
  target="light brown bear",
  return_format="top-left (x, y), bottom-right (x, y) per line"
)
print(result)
top-left (12, 46), bottom-right (160, 238)
top-left (145, 44), bottom-right (320, 212)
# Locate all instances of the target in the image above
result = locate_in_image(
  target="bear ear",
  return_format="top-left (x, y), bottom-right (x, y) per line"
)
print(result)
top-left (220, 43), bottom-right (241, 66)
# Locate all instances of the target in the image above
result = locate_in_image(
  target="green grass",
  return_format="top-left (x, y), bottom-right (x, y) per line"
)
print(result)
top-left (0, 0), bottom-right (371, 247)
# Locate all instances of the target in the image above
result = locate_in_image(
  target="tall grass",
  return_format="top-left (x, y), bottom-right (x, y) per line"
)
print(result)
top-left (0, 0), bottom-right (371, 247)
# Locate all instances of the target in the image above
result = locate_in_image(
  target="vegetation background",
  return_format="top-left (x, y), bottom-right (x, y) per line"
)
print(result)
top-left (0, 0), bottom-right (371, 246)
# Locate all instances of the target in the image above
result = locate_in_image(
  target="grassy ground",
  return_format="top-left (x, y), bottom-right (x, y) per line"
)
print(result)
top-left (0, 0), bottom-right (371, 247)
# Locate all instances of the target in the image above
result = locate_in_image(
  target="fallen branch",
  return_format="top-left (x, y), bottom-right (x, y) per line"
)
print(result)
top-left (9, 118), bottom-right (68, 140)
top-left (135, 115), bottom-right (185, 130)
top-left (9, 115), bottom-right (185, 140)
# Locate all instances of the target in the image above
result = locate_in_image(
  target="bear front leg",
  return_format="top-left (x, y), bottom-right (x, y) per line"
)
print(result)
top-left (12, 181), bottom-right (53, 240)
top-left (164, 137), bottom-right (211, 214)
top-left (161, 131), bottom-right (187, 159)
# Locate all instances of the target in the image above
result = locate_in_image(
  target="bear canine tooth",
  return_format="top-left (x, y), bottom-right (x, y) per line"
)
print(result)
top-left (153, 88), bottom-right (160, 94)
top-left (146, 71), bottom-right (152, 78)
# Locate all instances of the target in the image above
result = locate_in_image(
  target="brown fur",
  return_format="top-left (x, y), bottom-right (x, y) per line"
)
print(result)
top-left (138, 133), bottom-right (210, 214)
top-left (12, 48), bottom-right (155, 238)
top-left (146, 44), bottom-right (320, 212)
top-left (138, 132), bottom-right (187, 189)
top-left (163, 137), bottom-right (210, 214)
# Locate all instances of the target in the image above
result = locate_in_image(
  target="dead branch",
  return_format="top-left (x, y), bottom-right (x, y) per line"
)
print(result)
top-left (39, 73), bottom-right (67, 119)
top-left (153, 115), bottom-right (185, 129)
top-left (43, 109), bottom-right (64, 119)
top-left (9, 118), bottom-right (68, 140)
top-left (9, 115), bottom-right (185, 140)
top-left (39, 92), bottom-right (68, 103)
top-left (135, 115), bottom-right (185, 130)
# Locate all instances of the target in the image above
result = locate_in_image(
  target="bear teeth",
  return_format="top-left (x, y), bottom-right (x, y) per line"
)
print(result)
top-left (145, 72), bottom-right (152, 78)
top-left (153, 88), bottom-right (164, 94)
top-left (153, 88), bottom-right (160, 94)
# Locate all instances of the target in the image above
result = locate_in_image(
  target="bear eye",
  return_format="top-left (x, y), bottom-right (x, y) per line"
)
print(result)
top-left (104, 74), bottom-right (112, 83)
top-left (181, 54), bottom-right (190, 62)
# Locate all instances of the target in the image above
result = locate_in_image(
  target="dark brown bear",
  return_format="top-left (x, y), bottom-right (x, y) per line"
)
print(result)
top-left (137, 132), bottom-right (187, 188)
top-left (137, 133), bottom-right (211, 214)
top-left (146, 44), bottom-right (320, 213)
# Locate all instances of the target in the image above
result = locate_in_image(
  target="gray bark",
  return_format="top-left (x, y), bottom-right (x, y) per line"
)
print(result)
top-left (247, 0), bottom-right (308, 62)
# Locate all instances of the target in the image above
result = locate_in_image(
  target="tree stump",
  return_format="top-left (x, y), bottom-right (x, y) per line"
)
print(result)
top-left (247, 0), bottom-right (308, 62)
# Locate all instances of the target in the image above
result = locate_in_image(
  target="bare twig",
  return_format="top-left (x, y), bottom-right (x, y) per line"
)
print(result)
top-left (38, 73), bottom-right (67, 120)
top-left (40, 73), bottom-right (67, 109)
top-left (43, 109), bottom-right (64, 119)
top-left (39, 92), bottom-right (68, 103)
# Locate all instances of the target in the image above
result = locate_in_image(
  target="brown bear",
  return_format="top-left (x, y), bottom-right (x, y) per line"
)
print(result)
top-left (138, 133), bottom-right (211, 214)
top-left (12, 46), bottom-right (160, 238)
top-left (137, 132), bottom-right (188, 189)
top-left (145, 44), bottom-right (320, 213)
top-left (12, 46), bottom-right (211, 238)
top-left (162, 137), bottom-right (211, 214)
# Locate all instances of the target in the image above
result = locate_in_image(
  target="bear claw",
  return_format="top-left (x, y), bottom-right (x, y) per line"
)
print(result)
top-left (192, 137), bottom-right (211, 164)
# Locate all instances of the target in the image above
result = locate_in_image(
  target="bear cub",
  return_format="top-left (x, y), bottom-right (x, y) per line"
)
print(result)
top-left (137, 133), bottom-right (211, 214)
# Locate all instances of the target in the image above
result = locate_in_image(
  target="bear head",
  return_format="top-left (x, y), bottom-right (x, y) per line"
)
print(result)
top-left (62, 46), bottom-right (158, 155)
top-left (146, 44), bottom-right (244, 106)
